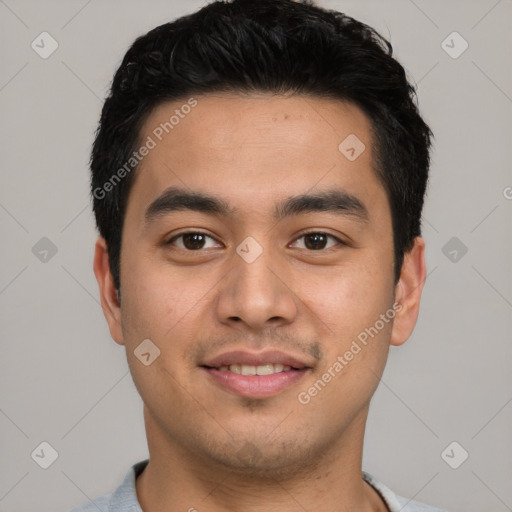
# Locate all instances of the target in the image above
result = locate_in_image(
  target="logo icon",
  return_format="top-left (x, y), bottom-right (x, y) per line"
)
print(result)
top-left (31, 441), bottom-right (59, 469)
top-left (32, 237), bottom-right (58, 263)
top-left (441, 441), bottom-right (469, 469)
top-left (236, 236), bottom-right (263, 264)
top-left (441, 32), bottom-right (468, 59)
top-left (339, 134), bottom-right (366, 161)
top-left (442, 237), bottom-right (468, 263)
top-left (134, 339), bottom-right (161, 366)
top-left (31, 32), bottom-right (59, 59)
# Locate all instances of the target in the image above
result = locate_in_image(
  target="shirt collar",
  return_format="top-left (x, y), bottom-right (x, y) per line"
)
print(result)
top-left (109, 459), bottom-right (406, 512)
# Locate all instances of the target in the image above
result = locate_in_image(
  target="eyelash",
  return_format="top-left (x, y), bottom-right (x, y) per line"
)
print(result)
top-left (165, 231), bottom-right (345, 251)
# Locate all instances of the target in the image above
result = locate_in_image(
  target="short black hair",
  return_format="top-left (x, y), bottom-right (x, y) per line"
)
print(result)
top-left (91, 0), bottom-right (433, 292)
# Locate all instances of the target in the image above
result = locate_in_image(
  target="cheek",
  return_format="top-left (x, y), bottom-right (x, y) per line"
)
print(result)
top-left (119, 260), bottom-right (200, 398)
top-left (297, 267), bottom-right (394, 412)
top-left (299, 254), bottom-right (393, 333)
top-left (119, 252), bottom-right (179, 344)
top-left (119, 250), bottom-right (216, 351)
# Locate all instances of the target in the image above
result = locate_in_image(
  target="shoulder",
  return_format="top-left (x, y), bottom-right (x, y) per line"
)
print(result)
top-left (362, 471), bottom-right (449, 512)
top-left (67, 459), bottom-right (148, 512)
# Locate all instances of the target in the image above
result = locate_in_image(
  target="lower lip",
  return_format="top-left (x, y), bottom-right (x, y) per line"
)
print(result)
top-left (201, 367), bottom-right (309, 398)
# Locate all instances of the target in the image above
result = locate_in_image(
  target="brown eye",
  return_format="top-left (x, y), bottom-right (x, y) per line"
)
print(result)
top-left (304, 233), bottom-right (328, 250)
top-left (290, 232), bottom-right (343, 251)
top-left (167, 232), bottom-right (220, 250)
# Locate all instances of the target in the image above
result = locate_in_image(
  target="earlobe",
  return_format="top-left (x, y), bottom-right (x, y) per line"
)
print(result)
top-left (93, 237), bottom-right (125, 345)
top-left (390, 236), bottom-right (427, 347)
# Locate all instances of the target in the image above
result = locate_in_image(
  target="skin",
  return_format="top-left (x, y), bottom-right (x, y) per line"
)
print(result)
top-left (94, 92), bottom-right (426, 512)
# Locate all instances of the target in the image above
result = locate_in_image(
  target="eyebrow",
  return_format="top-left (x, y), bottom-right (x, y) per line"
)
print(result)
top-left (144, 186), bottom-right (369, 225)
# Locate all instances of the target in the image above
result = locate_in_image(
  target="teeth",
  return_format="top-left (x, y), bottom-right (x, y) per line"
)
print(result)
top-left (241, 364), bottom-right (256, 376)
top-left (218, 363), bottom-right (294, 375)
top-left (255, 364), bottom-right (278, 376)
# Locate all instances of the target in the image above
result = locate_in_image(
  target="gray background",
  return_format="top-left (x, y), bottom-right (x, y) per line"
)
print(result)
top-left (0, 0), bottom-right (511, 511)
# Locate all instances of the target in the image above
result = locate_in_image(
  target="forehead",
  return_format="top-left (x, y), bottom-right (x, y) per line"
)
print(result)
top-left (140, 92), bottom-right (373, 167)
top-left (127, 92), bottom-right (387, 225)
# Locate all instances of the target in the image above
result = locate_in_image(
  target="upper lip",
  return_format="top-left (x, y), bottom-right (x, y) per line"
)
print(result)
top-left (201, 350), bottom-right (312, 369)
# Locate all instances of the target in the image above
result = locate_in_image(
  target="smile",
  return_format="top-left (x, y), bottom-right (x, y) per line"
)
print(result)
top-left (201, 365), bottom-right (309, 398)
top-left (215, 363), bottom-right (294, 375)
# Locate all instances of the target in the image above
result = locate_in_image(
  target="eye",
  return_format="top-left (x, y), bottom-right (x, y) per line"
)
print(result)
top-left (290, 232), bottom-right (344, 251)
top-left (166, 232), bottom-right (222, 251)
top-left (165, 231), bottom-right (345, 252)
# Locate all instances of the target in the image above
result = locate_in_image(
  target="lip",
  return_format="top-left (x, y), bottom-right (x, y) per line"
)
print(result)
top-left (201, 350), bottom-right (312, 369)
top-left (201, 366), bottom-right (310, 399)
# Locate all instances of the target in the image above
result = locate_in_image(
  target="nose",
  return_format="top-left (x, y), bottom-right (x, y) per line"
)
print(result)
top-left (215, 240), bottom-right (298, 331)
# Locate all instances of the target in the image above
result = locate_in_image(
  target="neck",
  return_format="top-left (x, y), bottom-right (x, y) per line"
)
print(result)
top-left (136, 406), bottom-right (388, 512)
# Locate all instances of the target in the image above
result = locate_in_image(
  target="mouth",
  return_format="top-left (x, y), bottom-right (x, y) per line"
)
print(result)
top-left (199, 351), bottom-right (312, 399)
top-left (202, 363), bottom-right (302, 375)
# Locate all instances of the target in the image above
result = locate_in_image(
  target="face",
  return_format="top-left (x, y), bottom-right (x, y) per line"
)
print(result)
top-left (95, 92), bottom-right (425, 477)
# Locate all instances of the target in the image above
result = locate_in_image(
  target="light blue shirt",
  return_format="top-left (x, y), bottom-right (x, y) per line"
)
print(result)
top-left (70, 459), bottom-right (447, 512)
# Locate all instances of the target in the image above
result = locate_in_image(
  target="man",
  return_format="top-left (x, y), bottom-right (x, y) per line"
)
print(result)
top-left (72, 0), bottom-right (446, 510)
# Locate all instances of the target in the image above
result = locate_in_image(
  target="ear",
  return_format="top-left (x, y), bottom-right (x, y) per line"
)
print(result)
top-left (93, 237), bottom-right (124, 345)
top-left (390, 236), bottom-right (427, 347)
